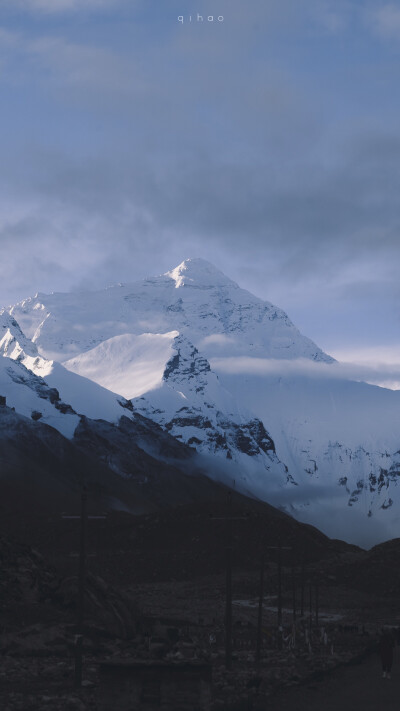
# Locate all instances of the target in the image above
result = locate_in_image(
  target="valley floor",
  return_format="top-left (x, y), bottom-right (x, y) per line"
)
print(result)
top-left (2, 506), bottom-right (400, 709)
top-left (266, 651), bottom-right (400, 711)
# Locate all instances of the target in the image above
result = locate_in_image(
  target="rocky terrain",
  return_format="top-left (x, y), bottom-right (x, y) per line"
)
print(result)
top-left (1, 497), bottom-right (399, 710)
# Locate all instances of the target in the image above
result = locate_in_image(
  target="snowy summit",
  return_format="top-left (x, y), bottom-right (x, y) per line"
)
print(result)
top-left (0, 258), bottom-right (399, 547)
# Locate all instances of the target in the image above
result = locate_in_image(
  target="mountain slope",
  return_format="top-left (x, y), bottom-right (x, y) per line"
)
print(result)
top-left (3, 258), bottom-right (400, 546)
top-left (132, 333), bottom-right (290, 496)
top-left (63, 331), bottom-right (179, 399)
top-left (0, 400), bottom-right (239, 517)
top-left (0, 355), bottom-right (79, 438)
top-left (9, 258), bottom-right (333, 368)
top-left (215, 367), bottom-right (400, 545)
top-left (0, 310), bottom-right (132, 426)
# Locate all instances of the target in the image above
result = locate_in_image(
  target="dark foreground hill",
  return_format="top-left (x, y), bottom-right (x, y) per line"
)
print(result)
top-left (0, 399), bottom-right (359, 584)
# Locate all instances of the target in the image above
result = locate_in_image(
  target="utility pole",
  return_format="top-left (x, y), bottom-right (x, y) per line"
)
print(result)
top-left (256, 548), bottom-right (265, 664)
top-left (278, 541), bottom-right (282, 630)
top-left (265, 540), bottom-right (292, 649)
top-left (291, 562), bottom-right (296, 623)
top-left (226, 491), bottom-right (233, 671)
top-left (309, 582), bottom-right (313, 634)
top-left (315, 581), bottom-right (319, 628)
top-left (210, 490), bottom-right (248, 670)
top-left (300, 555), bottom-right (305, 617)
top-left (75, 487), bottom-right (87, 688)
top-left (62, 487), bottom-right (106, 687)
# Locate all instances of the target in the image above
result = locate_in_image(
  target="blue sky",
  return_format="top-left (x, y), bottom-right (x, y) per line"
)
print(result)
top-left (1, 0), bottom-right (400, 373)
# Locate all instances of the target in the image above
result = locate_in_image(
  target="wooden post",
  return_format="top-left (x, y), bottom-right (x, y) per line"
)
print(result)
top-left (225, 491), bottom-right (233, 670)
top-left (209, 491), bottom-right (249, 670)
top-left (62, 491), bottom-right (106, 689)
top-left (277, 539), bottom-right (282, 629)
top-left (265, 541), bottom-right (292, 650)
top-left (292, 562), bottom-right (296, 623)
top-left (75, 487), bottom-right (87, 688)
top-left (277, 540), bottom-right (283, 649)
top-left (300, 556), bottom-right (305, 617)
top-left (256, 549), bottom-right (265, 663)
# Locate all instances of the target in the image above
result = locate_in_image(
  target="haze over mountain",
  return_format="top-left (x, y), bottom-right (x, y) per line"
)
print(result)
top-left (2, 258), bottom-right (400, 547)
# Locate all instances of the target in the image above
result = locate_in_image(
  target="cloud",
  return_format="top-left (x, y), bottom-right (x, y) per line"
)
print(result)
top-left (329, 344), bottom-right (400, 364)
top-left (310, 0), bottom-right (351, 34)
top-left (0, 0), bottom-right (398, 359)
top-left (0, 27), bottom-right (145, 101)
top-left (200, 335), bottom-right (236, 348)
top-left (369, 4), bottom-right (400, 40)
top-left (210, 356), bottom-right (400, 390)
top-left (0, 196), bottom-right (107, 304)
top-left (28, 35), bottom-right (138, 96)
top-left (3, 0), bottom-right (126, 13)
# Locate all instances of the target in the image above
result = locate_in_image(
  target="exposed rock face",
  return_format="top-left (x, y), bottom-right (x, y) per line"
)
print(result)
top-left (1, 258), bottom-right (400, 544)
top-left (132, 335), bottom-right (287, 492)
top-left (0, 400), bottom-right (244, 519)
top-left (8, 259), bottom-right (333, 364)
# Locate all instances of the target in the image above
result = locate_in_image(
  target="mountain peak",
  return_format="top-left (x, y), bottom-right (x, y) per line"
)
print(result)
top-left (165, 258), bottom-right (237, 289)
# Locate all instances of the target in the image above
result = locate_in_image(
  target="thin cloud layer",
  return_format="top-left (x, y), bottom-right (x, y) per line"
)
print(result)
top-left (369, 3), bottom-right (400, 40)
top-left (210, 356), bottom-right (400, 391)
top-left (3, 0), bottom-right (126, 13)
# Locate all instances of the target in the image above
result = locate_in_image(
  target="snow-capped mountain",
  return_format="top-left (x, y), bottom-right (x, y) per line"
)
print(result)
top-left (9, 258), bottom-right (332, 369)
top-left (0, 396), bottom-right (231, 517)
top-left (3, 258), bottom-right (400, 546)
top-left (0, 310), bottom-right (129, 425)
top-left (132, 333), bottom-right (289, 496)
top-left (0, 354), bottom-right (79, 438)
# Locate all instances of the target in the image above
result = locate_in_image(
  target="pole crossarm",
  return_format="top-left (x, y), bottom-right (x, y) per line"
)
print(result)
top-left (62, 515), bottom-right (107, 520)
top-left (209, 516), bottom-right (250, 521)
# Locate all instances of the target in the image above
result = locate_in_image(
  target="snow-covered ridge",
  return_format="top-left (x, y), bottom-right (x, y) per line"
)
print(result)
top-left (0, 356), bottom-right (79, 438)
top-left (166, 258), bottom-right (239, 289)
top-left (63, 331), bottom-right (179, 399)
top-left (9, 257), bottom-right (333, 366)
top-left (3, 257), bottom-right (400, 546)
top-left (0, 310), bottom-right (133, 431)
top-left (132, 334), bottom-right (289, 496)
top-left (0, 310), bottom-right (39, 360)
